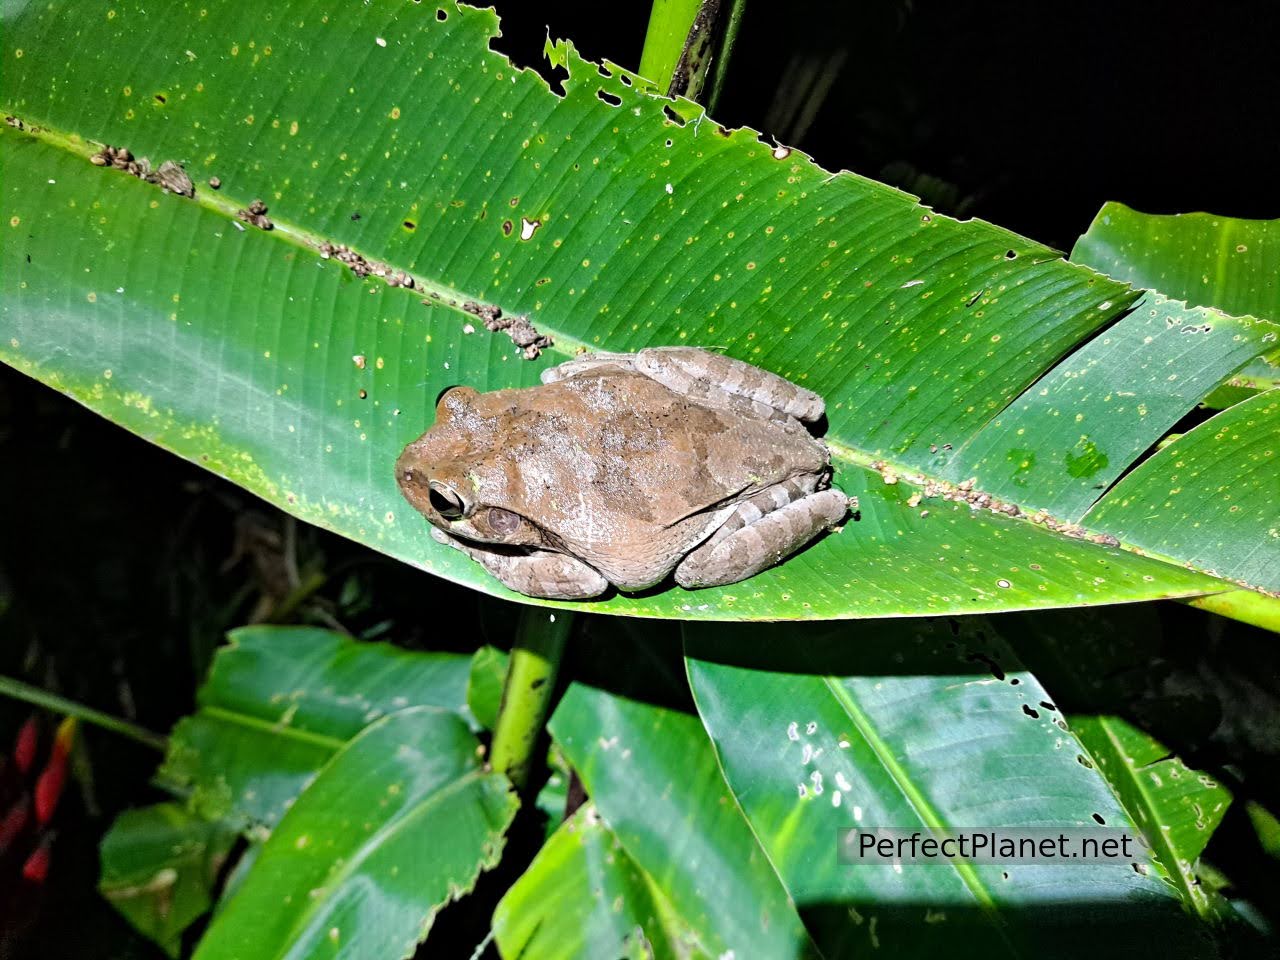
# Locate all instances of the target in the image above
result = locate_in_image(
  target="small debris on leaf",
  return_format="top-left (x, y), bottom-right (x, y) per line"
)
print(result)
top-left (462, 300), bottom-right (553, 359)
top-left (151, 160), bottom-right (194, 197)
top-left (208, 176), bottom-right (221, 189)
top-left (237, 198), bottom-right (273, 231)
top-left (90, 144), bottom-right (150, 178)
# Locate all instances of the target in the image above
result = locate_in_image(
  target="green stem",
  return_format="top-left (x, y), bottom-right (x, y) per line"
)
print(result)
top-left (641, 0), bottom-right (745, 105)
top-left (0, 674), bottom-right (167, 751)
top-left (1184, 590), bottom-right (1280, 634)
top-left (706, 0), bottom-right (746, 113)
top-left (638, 0), bottom-right (704, 90)
top-left (489, 608), bottom-right (573, 791)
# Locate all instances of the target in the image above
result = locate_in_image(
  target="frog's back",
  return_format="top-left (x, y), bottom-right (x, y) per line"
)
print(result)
top-left (493, 369), bottom-right (828, 536)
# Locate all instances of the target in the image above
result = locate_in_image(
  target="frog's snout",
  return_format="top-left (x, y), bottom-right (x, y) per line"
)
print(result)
top-left (396, 448), bottom-right (474, 523)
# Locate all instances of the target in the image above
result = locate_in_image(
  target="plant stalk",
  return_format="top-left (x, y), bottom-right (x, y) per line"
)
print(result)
top-left (1185, 590), bottom-right (1280, 634)
top-left (0, 674), bottom-right (167, 751)
top-left (706, 0), bottom-right (746, 113)
top-left (639, 0), bottom-right (744, 106)
top-left (638, 0), bottom-right (704, 90)
top-left (489, 608), bottom-right (573, 791)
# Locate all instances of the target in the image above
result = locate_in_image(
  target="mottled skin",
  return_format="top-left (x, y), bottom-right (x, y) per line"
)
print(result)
top-left (396, 347), bottom-right (849, 599)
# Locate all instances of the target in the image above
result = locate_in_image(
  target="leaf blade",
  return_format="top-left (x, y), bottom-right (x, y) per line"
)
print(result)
top-left (193, 706), bottom-right (517, 960)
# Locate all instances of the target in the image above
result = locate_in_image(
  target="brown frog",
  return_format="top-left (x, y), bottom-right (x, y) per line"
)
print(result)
top-left (396, 347), bottom-right (848, 599)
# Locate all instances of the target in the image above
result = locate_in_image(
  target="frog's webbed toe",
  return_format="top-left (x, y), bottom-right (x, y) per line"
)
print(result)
top-left (634, 347), bottom-right (825, 425)
top-left (431, 528), bottom-right (609, 600)
top-left (674, 480), bottom-right (849, 589)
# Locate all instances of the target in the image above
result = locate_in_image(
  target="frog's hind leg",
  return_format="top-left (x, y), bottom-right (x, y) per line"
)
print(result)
top-left (432, 528), bottom-right (609, 599)
top-left (674, 478), bottom-right (849, 589)
top-left (540, 351), bottom-right (639, 385)
top-left (634, 347), bottom-right (825, 424)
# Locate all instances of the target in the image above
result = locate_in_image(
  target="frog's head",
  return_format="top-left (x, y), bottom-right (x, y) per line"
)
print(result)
top-left (396, 384), bottom-right (554, 551)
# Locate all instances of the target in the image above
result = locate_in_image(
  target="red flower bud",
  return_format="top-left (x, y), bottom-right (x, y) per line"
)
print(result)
top-left (49, 716), bottom-right (76, 768)
top-left (33, 718), bottom-right (76, 826)
top-left (0, 797), bottom-right (30, 854)
top-left (34, 760), bottom-right (66, 826)
top-left (13, 716), bottom-right (38, 775)
top-left (21, 841), bottom-right (51, 885)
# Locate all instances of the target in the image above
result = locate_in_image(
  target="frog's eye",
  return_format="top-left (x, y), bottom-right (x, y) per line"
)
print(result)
top-left (485, 507), bottom-right (521, 537)
top-left (427, 481), bottom-right (470, 520)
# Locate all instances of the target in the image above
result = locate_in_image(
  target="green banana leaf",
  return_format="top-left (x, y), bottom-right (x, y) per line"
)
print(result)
top-left (1000, 606), bottom-right (1235, 923)
top-left (2, 1), bottom-right (1276, 618)
top-left (549, 682), bottom-right (821, 959)
top-left (1072, 203), bottom-right (1279, 322)
top-left (159, 626), bottom-right (473, 828)
top-left (192, 706), bottom-right (517, 960)
top-left (493, 805), bottom-right (698, 960)
top-left (103, 627), bottom-right (515, 960)
top-left (99, 804), bottom-right (239, 957)
top-left (1070, 203), bottom-right (1278, 409)
top-left (683, 619), bottom-right (1210, 958)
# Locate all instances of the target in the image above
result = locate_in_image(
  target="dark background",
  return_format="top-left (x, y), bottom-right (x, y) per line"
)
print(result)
top-left (3, 2), bottom-right (1278, 957)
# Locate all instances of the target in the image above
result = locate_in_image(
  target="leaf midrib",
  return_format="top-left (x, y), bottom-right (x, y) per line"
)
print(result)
top-left (820, 675), bottom-right (1019, 957)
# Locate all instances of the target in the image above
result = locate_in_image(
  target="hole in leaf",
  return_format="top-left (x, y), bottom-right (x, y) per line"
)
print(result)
top-left (1092, 813), bottom-right (1106, 825)
top-left (1021, 704), bottom-right (1039, 719)
top-left (597, 89), bottom-right (622, 107)
top-left (436, 8), bottom-right (447, 20)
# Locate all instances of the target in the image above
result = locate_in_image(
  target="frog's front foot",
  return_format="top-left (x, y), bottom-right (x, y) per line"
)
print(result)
top-left (431, 528), bottom-right (609, 600)
top-left (674, 481), bottom-right (849, 589)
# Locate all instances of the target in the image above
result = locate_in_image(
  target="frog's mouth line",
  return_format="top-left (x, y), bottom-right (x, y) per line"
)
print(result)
top-left (435, 521), bottom-right (573, 558)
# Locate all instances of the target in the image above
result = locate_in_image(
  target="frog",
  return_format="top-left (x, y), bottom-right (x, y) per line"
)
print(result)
top-left (395, 346), bottom-right (849, 599)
